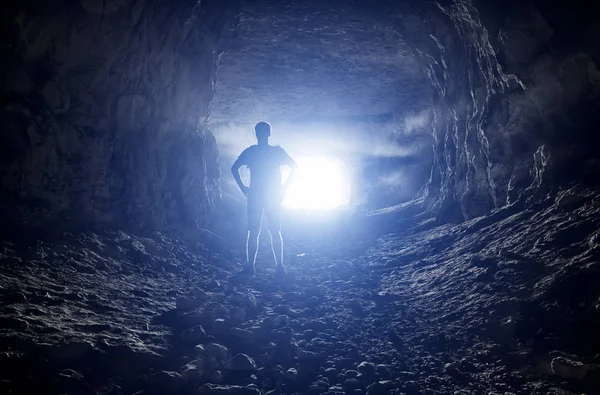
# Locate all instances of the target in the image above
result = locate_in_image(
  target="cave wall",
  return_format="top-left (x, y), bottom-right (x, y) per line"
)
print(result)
top-left (396, 0), bottom-right (600, 222)
top-left (0, 0), bottom-right (240, 231)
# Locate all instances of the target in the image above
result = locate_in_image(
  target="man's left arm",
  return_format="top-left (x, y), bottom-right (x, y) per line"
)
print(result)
top-left (231, 150), bottom-right (250, 197)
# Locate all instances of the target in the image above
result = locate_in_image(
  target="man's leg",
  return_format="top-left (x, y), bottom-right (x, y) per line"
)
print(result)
top-left (246, 229), bottom-right (260, 268)
top-left (245, 201), bottom-right (263, 273)
top-left (268, 229), bottom-right (283, 266)
top-left (265, 205), bottom-right (285, 274)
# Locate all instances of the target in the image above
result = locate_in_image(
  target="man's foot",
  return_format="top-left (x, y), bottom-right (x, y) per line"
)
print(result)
top-left (275, 264), bottom-right (286, 276)
top-left (238, 264), bottom-right (255, 277)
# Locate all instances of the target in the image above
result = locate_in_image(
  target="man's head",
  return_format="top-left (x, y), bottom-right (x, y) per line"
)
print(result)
top-left (255, 121), bottom-right (271, 141)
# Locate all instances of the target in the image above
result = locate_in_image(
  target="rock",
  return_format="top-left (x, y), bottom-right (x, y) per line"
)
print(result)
top-left (404, 380), bottom-right (420, 394)
top-left (145, 370), bottom-right (182, 388)
top-left (551, 357), bottom-right (588, 380)
top-left (444, 361), bottom-right (460, 373)
top-left (345, 370), bottom-right (360, 378)
top-left (261, 317), bottom-right (276, 329)
top-left (299, 350), bottom-right (321, 360)
top-left (230, 327), bottom-right (254, 343)
top-left (302, 320), bottom-right (328, 330)
top-left (375, 364), bottom-right (390, 378)
top-left (181, 325), bottom-right (207, 343)
top-left (274, 305), bottom-right (290, 314)
top-left (245, 294), bottom-right (258, 308)
top-left (229, 292), bottom-right (247, 304)
top-left (304, 284), bottom-right (325, 297)
top-left (458, 358), bottom-right (476, 373)
top-left (324, 367), bottom-right (338, 379)
top-left (177, 297), bottom-right (204, 310)
top-left (194, 344), bottom-right (205, 355)
top-left (305, 296), bottom-right (321, 308)
top-left (208, 370), bottom-right (225, 384)
top-left (192, 288), bottom-right (211, 300)
top-left (205, 356), bottom-right (220, 372)
top-left (549, 350), bottom-right (582, 362)
top-left (286, 368), bottom-right (298, 379)
top-left (50, 341), bottom-right (93, 360)
top-left (0, 317), bottom-right (29, 331)
top-left (230, 307), bottom-right (246, 322)
top-left (181, 360), bottom-right (204, 381)
top-left (224, 353), bottom-right (257, 372)
top-left (197, 384), bottom-right (261, 395)
top-left (41, 80), bottom-right (70, 114)
top-left (290, 318), bottom-right (301, 328)
top-left (56, 368), bottom-right (92, 393)
top-left (357, 361), bottom-right (377, 375)
top-left (366, 380), bottom-right (397, 394)
top-left (182, 311), bottom-right (211, 327)
top-left (261, 377), bottom-right (274, 389)
top-left (272, 326), bottom-right (294, 343)
top-left (212, 318), bottom-right (229, 332)
top-left (274, 315), bottom-right (289, 327)
top-left (206, 343), bottom-right (229, 361)
top-left (212, 304), bottom-right (229, 318)
top-left (397, 371), bottom-right (417, 380)
top-left (343, 378), bottom-right (360, 390)
top-left (209, 279), bottom-right (223, 290)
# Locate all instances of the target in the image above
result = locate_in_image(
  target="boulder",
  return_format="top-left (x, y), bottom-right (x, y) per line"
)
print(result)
top-left (181, 325), bottom-right (207, 343)
top-left (230, 327), bottom-right (255, 343)
top-left (551, 357), bottom-right (588, 380)
top-left (224, 353), bottom-right (257, 372)
top-left (206, 343), bottom-right (229, 361)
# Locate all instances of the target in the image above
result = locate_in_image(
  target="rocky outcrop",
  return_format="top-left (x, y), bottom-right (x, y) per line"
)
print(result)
top-left (0, 0), bottom-right (240, 231)
top-left (396, 0), bottom-right (600, 222)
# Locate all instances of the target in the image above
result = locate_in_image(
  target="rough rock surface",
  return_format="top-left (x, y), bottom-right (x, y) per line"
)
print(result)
top-left (396, 0), bottom-right (600, 221)
top-left (0, 0), bottom-right (240, 230)
top-left (211, 0), bottom-right (429, 123)
top-left (2, 186), bottom-right (600, 394)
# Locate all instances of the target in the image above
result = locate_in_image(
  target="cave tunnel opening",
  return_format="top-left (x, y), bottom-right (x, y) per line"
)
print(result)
top-left (209, 0), bottom-right (436, 225)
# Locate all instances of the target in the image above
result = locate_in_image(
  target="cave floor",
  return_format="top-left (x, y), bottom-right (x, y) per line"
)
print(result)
top-left (1, 186), bottom-right (600, 395)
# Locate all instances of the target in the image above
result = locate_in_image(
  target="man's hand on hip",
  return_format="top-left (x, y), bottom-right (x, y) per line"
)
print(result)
top-left (241, 186), bottom-right (250, 197)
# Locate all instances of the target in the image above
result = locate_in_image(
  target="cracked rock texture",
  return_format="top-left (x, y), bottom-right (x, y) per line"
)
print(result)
top-left (0, 0), bottom-right (240, 230)
top-left (396, 0), bottom-right (600, 221)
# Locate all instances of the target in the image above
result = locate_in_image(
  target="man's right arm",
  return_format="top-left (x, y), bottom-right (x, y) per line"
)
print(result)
top-left (231, 152), bottom-right (250, 197)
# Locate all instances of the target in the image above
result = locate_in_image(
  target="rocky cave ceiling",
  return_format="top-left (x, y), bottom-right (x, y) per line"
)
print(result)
top-left (210, 0), bottom-right (431, 125)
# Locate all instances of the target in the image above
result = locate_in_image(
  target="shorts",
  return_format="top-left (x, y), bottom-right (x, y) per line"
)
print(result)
top-left (247, 189), bottom-right (283, 232)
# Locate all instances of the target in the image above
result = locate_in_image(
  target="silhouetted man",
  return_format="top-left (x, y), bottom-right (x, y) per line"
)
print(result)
top-left (231, 122), bottom-right (297, 276)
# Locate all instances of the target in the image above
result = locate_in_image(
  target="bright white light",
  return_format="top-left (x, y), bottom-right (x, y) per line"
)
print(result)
top-left (282, 156), bottom-right (351, 210)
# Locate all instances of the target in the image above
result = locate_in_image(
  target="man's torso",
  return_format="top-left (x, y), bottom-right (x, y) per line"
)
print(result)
top-left (240, 145), bottom-right (286, 197)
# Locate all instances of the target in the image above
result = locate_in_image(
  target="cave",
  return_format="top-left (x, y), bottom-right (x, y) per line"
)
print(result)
top-left (1, 0), bottom-right (600, 394)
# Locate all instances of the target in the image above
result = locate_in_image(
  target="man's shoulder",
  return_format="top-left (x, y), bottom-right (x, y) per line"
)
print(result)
top-left (240, 145), bottom-right (258, 154)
